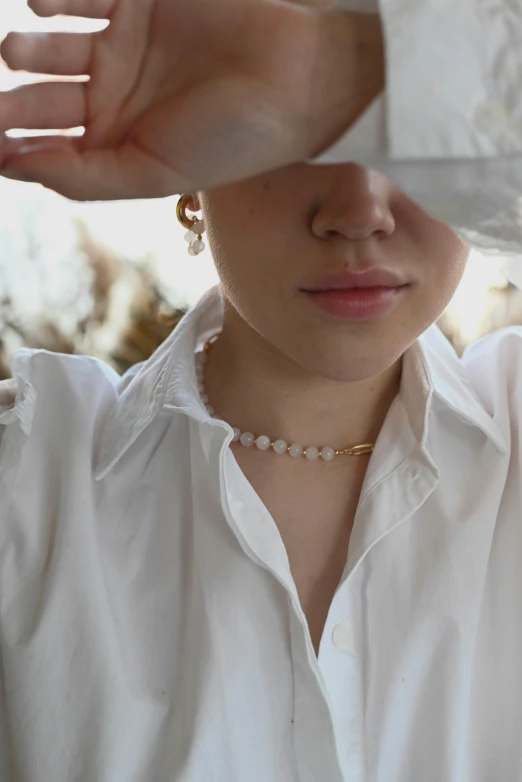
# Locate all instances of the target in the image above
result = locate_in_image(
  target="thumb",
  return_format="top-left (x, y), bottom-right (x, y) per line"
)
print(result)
top-left (0, 135), bottom-right (185, 201)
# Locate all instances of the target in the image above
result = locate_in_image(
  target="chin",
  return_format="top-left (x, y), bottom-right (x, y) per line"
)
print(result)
top-left (291, 345), bottom-right (403, 384)
top-left (274, 308), bottom-right (420, 383)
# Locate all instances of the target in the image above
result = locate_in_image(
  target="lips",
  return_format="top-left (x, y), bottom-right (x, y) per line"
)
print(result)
top-left (301, 268), bottom-right (407, 292)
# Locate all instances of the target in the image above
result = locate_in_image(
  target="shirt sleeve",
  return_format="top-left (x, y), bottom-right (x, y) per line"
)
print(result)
top-left (308, 0), bottom-right (522, 287)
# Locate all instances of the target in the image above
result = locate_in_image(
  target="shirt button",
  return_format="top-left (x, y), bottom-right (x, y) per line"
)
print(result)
top-left (474, 101), bottom-right (508, 134)
top-left (332, 622), bottom-right (353, 651)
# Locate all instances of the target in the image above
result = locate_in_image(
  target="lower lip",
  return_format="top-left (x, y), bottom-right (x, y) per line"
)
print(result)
top-left (303, 286), bottom-right (407, 320)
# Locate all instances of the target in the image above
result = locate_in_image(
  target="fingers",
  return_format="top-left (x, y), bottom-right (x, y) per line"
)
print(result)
top-left (0, 82), bottom-right (86, 131)
top-left (0, 132), bottom-right (82, 160)
top-left (28, 0), bottom-right (115, 19)
top-left (1, 32), bottom-right (93, 76)
top-left (0, 140), bottom-right (185, 201)
top-left (0, 132), bottom-right (83, 178)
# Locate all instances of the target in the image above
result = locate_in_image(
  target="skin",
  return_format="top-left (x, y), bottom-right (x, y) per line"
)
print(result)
top-left (190, 162), bottom-right (470, 454)
top-left (0, 0), bottom-right (467, 651)
top-left (188, 162), bottom-right (470, 652)
top-left (0, 0), bottom-right (383, 200)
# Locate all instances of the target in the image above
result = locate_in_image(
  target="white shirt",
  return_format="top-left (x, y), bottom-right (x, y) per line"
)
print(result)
top-left (1, 284), bottom-right (522, 782)
top-left (312, 0), bottom-right (522, 287)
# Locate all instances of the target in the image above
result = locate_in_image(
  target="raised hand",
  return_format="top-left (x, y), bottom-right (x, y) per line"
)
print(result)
top-left (0, 0), bottom-right (383, 201)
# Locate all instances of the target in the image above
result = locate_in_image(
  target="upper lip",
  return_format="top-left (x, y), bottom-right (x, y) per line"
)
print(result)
top-left (301, 268), bottom-right (408, 291)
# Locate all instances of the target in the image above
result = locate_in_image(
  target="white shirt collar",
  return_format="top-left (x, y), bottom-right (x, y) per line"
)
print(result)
top-left (93, 285), bottom-right (507, 481)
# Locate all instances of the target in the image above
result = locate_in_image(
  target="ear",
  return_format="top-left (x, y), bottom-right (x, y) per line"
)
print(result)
top-left (185, 193), bottom-right (202, 213)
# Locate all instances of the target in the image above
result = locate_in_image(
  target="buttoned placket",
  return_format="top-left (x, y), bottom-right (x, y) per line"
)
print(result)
top-left (171, 361), bottom-right (439, 782)
top-left (192, 418), bottom-right (345, 782)
top-left (315, 443), bottom-right (439, 781)
top-left (195, 410), bottom-right (437, 782)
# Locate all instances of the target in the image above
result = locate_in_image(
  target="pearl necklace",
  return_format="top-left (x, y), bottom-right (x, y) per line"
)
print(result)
top-left (195, 334), bottom-right (375, 462)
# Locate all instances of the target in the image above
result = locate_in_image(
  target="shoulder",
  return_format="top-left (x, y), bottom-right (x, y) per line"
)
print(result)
top-left (0, 348), bottom-right (124, 441)
top-left (462, 326), bottom-right (522, 388)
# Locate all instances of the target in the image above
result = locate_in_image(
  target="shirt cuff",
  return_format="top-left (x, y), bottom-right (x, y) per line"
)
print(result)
top-left (311, 0), bottom-right (522, 164)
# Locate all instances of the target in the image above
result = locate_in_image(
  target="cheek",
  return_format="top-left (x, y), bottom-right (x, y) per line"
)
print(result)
top-left (203, 198), bottom-right (302, 298)
top-left (410, 223), bottom-right (470, 325)
top-left (203, 186), bottom-right (281, 257)
top-left (400, 199), bottom-right (469, 291)
top-left (425, 223), bottom-right (469, 288)
top-left (387, 198), bottom-right (469, 338)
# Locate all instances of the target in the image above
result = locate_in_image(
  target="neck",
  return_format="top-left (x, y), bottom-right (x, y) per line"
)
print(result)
top-left (203, 311), bottom-right (402, 452)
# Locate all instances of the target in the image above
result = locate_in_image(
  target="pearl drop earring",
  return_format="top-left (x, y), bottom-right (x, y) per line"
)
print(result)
top-left (176, 193), bottom-right (207, 256)
top-left (184, 220), bottom-right (206, 256)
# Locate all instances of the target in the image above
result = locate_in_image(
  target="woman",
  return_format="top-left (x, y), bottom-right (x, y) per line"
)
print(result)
top-left (1, 1), bottom-right (522, 781)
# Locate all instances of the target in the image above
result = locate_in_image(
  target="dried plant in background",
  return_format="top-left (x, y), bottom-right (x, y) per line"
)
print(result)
top-left (109, 268), bottom-right (187, 375)
top-left (0, 219), bottom-right (187, 379)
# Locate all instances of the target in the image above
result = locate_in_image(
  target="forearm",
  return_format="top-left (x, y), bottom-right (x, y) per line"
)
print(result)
top-left (306, 1), bottom-right (522, 277)
top-left (307, 10), bottom-right (385, 160)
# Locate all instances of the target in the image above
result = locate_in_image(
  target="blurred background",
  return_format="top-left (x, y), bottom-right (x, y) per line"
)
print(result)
top-left (0, 5), bottom-right (521, 379)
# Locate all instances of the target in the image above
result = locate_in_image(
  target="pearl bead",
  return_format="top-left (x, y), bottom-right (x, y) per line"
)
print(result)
top-left (188, 246), bottom-right (197, 256)
top-left (207, 405), bottom-right (215, 416)
top-left (305, 446), bottom-right (319, 461)
top-left (273, 439), bottom-right (288, 455)
top-left (192, 239), bottom-right (205, 254)
top-left (289, 443), bottom-right (303, 458)
top-left (255, 435), bottom-right (271, 451)
top-left (200, 393), bottom-right (209, 405)
top-left (321, 446), bottom-right (336, 462)
top-left (232, 427), bottom-right (241, 442)
top-left (240, 432), bottom-right (255, 448)
top-left (192, 220), bottom-right (205, 234)
top-left (184, 230), bottom-right (197, 243)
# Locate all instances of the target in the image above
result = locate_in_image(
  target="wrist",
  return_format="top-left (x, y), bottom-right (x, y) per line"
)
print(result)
top-left (307, 11), bottom-right (385, 159)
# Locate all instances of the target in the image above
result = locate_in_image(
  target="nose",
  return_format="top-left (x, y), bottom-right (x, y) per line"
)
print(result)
top-left (311, 165), bottom-right (396, 242)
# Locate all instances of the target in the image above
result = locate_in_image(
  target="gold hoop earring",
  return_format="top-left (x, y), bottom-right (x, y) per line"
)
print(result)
top-left (176, 193), bottom-right (206, 256)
